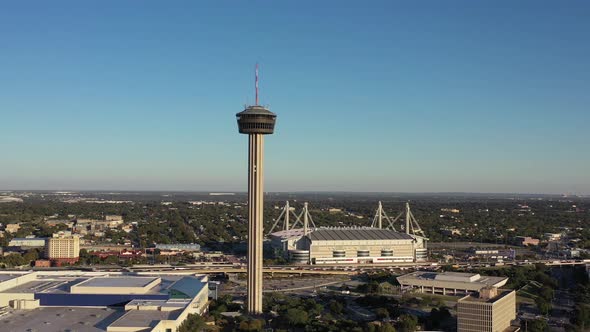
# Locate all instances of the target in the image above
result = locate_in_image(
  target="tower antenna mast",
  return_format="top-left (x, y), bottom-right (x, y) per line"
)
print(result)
top-left (255, 63), bottom-right (259, 105)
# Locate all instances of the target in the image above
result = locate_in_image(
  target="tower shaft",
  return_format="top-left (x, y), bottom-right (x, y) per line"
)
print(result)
top-left (247, 134), bottom-right (264, 314)
top-left (378, 201), bottom-right (383, 229)
top-left (405, 202), bottom-right (411, 234)
top-left (284, 201), bottom-right (290, 230)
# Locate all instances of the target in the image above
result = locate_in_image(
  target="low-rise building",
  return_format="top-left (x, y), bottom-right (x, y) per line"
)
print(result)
top-left (472, 249), bottom-right (515, 260)
top-left (119, 250), bottom-right (144, 259)
top-left (121, 224), bottom-right (134, 233)
top-left (5, 224), bottom-right (20, 234)
top-left (397, 271), bottom-right (509, 296)
top-left (34, 260), bottom-right (51, 267)
top-left (105, 215), bottom-right (124, 222)
top-left (44, 219), bottom-right (75, 228)
top-left (544, 233), bottom-right (562, 241)
top-left (8, 237), bottom-right (46, 248)
top-left (441, 228), bottom-right (462, 236)
top-left (76, 217), bottom-right (124, 232)
top-left (0, 271), bottom-right (209, 332)
top-left (155, 243), bottom-right (201, 252)
top-left (560, 248), bottom-right (581, 258)
top-left (515, 236), bottom-right (540, 246)
top-left (82, 244), bottom-right (134, 252)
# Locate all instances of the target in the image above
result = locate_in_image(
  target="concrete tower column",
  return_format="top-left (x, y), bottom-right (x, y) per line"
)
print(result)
top-left (247, 134), bottom-right (264, 314)
top-left (378, 201), bottom-right (383, 229)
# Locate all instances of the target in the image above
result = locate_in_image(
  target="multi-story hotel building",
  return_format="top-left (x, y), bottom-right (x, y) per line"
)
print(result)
top-left (45, 232), bottom-right (80, 265)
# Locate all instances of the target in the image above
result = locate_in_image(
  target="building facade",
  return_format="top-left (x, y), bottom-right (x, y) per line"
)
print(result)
top-left (0, 271), bottom-right (209, 332)
top-left (397, 271), bottom-right (509, 296)
top-left (45, 233), bottom-right (80, 265)
top-left (457, 288), bottom-right (516, 332)
top-left (297, 227), bottom-right (426, 264)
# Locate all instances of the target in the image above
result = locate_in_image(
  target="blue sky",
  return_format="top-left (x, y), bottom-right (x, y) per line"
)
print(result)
top-left (0, 1), bottom-right (588, 193)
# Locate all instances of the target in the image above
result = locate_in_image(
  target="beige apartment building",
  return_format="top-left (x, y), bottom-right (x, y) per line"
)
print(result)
top-left (457, 287), bottom-right (516, 332)
top-left (45, 232), bottom-right (80, 265)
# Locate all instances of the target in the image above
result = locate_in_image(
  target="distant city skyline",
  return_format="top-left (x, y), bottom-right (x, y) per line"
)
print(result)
top-left (1, 1), bottom-right (589, 194)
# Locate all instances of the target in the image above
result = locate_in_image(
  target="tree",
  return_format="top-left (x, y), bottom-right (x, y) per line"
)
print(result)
top-left (572, 304), bottom-right (590, 330)
top-left (539, 286), bottom-right (554, 302)
top-left (427, 307), bottom-right (453, 330)
top-left (329, 300), bottom-right (344, 315)
top-left (23, 249), bottom-right (39, 264)
top-left (378, 323), bottom-right (396, 332)
top-left (375, 307), bottom-right (389, 319)
top-left (397, 314), bottom-right (418, 332)
top-left (238, 319), bottom-right (264, 331)
top-left (2, 253), bottom-right (25, 267)
top-left (178, 313), bottom-right (205, 332)
top-left (522, 319), bottom-right (548, 332)
top-left (535, 297), bottom-right (551, 315)
top-left (284, 308), bottom-right (309, 326)
top-left (102, 255), bottom-right (120, 265)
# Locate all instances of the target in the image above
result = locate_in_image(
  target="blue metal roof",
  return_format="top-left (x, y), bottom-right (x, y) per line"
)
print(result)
top-left (168, 276), bottom-right (206, 299)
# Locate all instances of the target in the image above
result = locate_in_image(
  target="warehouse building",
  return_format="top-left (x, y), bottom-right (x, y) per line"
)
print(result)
top-left (397, 271), bottom-right (509, 295)
top-left (272, 227), bottom-right (427, 264)
top-left (155, 243), bottom-right (201, 252)
top-left (7, 237), bottom-right (46, 248)
top-left (0, 271), bottom-right (209, 332)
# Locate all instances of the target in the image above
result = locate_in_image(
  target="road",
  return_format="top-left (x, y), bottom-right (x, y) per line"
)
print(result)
top-left (103, 258), bottom-right (590, 276)
top-left (219, 275), bottom-right (355, 296)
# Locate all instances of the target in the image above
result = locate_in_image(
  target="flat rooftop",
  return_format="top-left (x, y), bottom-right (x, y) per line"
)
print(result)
top-left (0, 307), bottom-right (126, 332)
top-left (126, 299), bottom-right (189, 309)
top-left (0, 274), bottom-right (21, 283)
top-left (459, 289), bottom-right (515, 303)
top-left (0, 279), bottom-right (74, 294)
top-left (0, 274), bottom-right (182, 296)
top-left (435, 272), bottom-right (481, 283)
top-left (310, 227), bottom-right (415, 241)
top-left (75, 276), bottom-right (159, 288)
top-left (397, 271), bottom-right (508, 289)
top-left (109, 309), bottom-right (182, 329)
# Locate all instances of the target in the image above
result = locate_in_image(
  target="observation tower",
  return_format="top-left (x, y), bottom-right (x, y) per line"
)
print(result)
top-left (236, 64), bottom-right (276, 314)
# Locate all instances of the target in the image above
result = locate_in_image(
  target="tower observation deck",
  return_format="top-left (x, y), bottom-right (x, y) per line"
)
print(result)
top-left (236, 105), bottom-right (276, 134)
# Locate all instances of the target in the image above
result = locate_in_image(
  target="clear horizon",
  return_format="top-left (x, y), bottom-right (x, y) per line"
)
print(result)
top-left (1, 1), bottom-right (589, 194)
